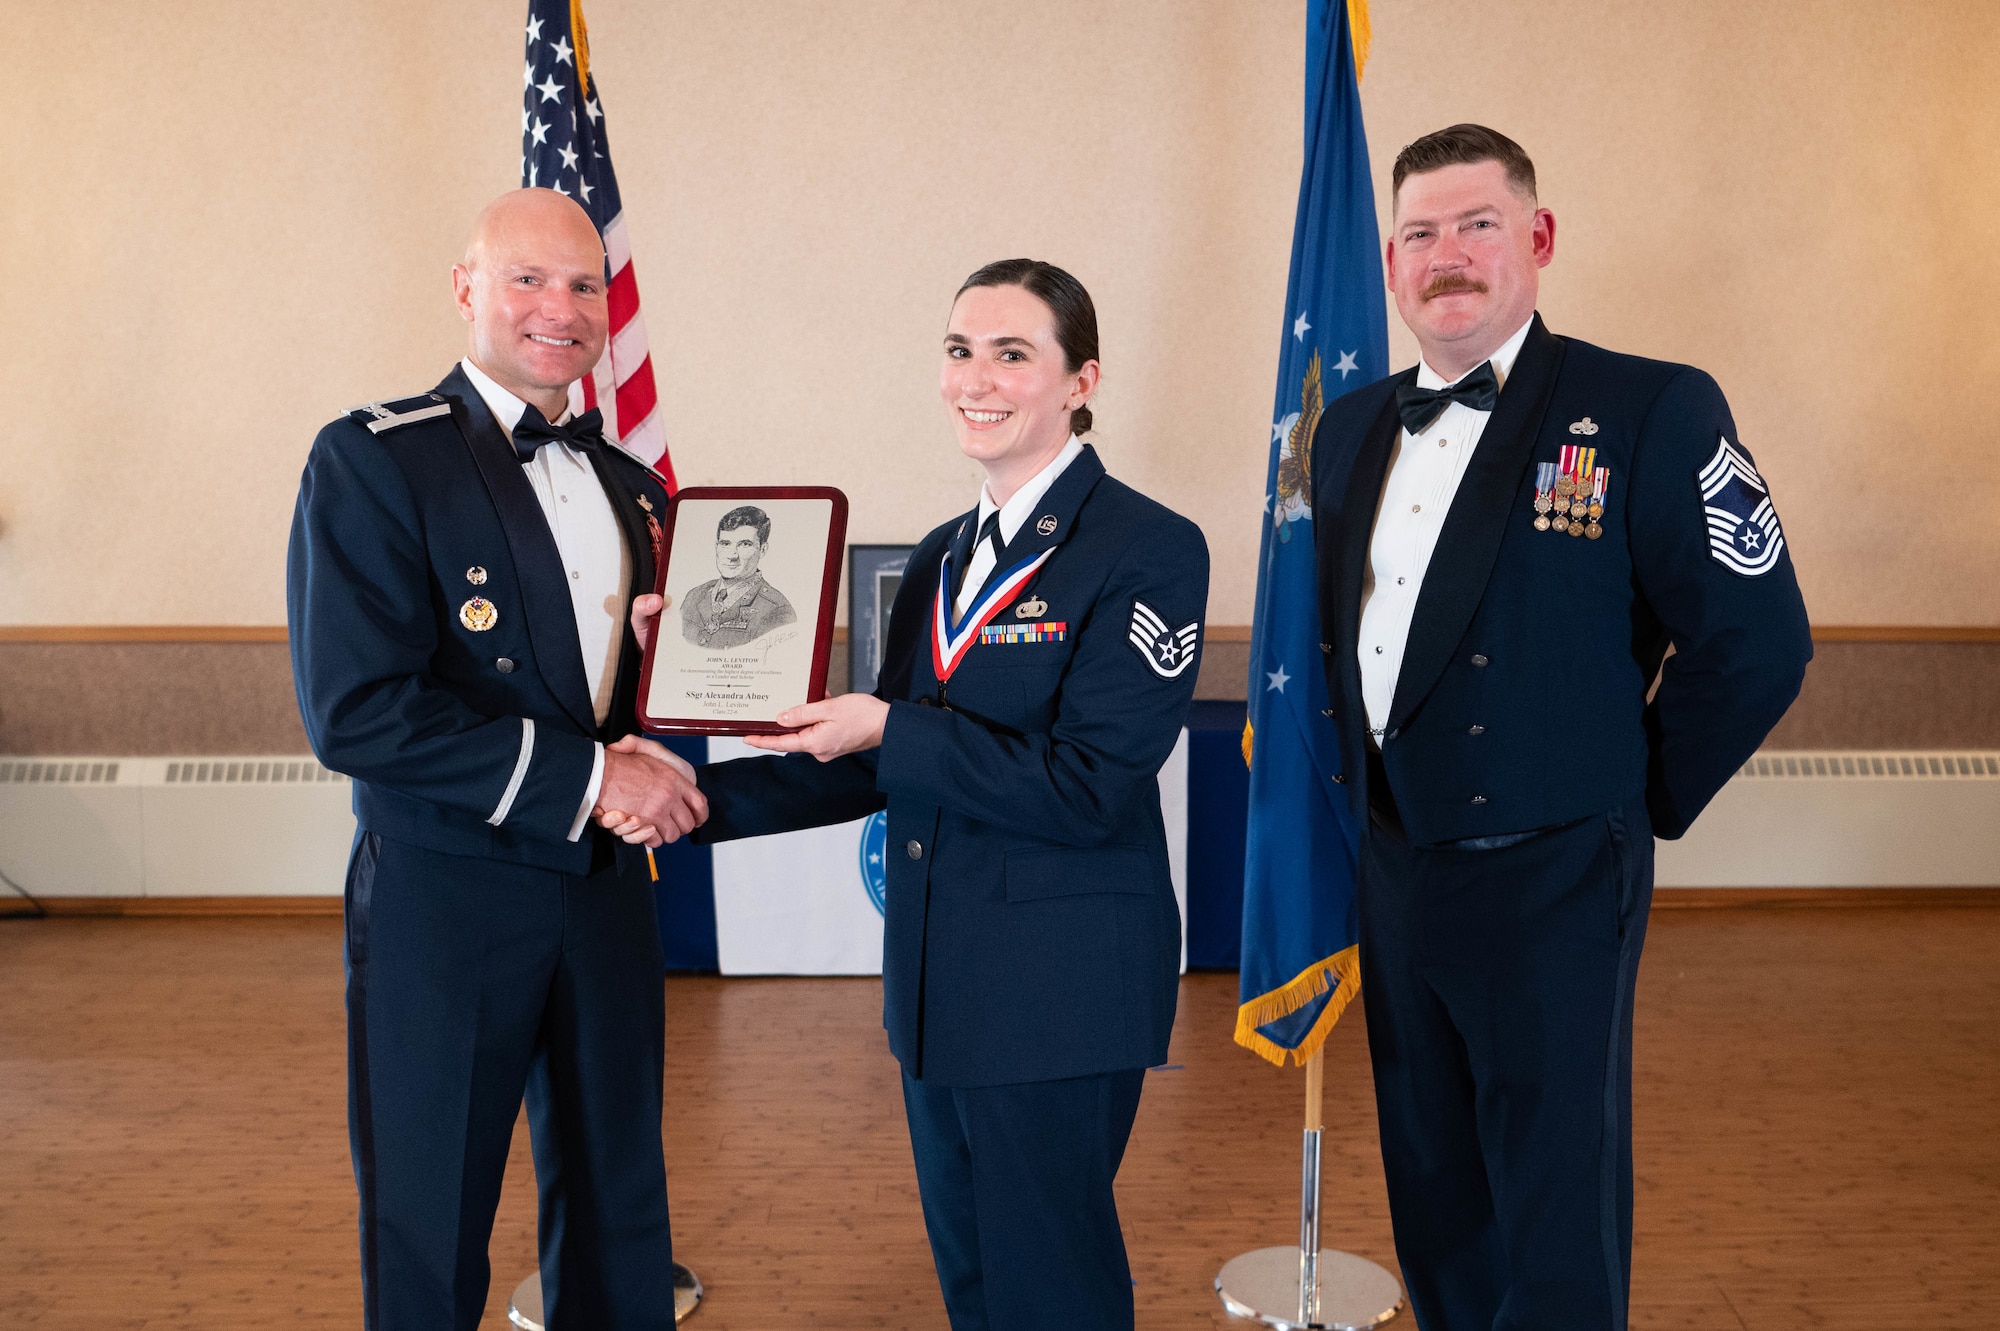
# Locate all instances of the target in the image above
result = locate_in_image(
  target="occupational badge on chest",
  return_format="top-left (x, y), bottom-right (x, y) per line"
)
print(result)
top-left (1015, 596), bottom-right (1048, 619)
top-left (460, 597), bottom-right (498, 632)
top-left (1532, 445), bottom-right (1610, 540)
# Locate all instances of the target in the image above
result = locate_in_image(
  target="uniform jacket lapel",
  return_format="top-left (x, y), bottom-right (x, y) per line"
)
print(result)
top-left (1330, 388), bottom-right (1409, 685)
top-left (585, 447), bottom-right (661, 739)
top-left (941, 509), bottom-right (979, 606)
top-left (440, 366), bottom-right (597, 734)
top-left (950, 444), bottom-right (1106, 611)
top-left (987, 444), bottom-right (1105, 577)
top-left (1388, 315), bottom-right (1566, 731)
top-left (585, 448), bottom-right (657, 602)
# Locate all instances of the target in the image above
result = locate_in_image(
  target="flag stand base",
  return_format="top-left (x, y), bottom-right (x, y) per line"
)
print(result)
top-left (507, 1262), bottom-right (702, 1328)
top-left (1216, 1052), bottom-right (1402, 1329)
top-left (1215, 1246), bottom-right (1402, 1330)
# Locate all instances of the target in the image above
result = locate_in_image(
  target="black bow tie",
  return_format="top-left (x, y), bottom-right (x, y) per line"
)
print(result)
top-left (1395, 362), bottom-right (1499, 435)
top-left (511, 405), bottom-right (605, 462)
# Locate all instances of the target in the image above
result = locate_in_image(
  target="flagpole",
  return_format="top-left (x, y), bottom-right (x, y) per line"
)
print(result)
top-left (508, 1263), bottom-right (702, 1329)
top-left (1213, 1051), bottom-right (1404, 1330)
top-left (1298, 1050), bottom-right (1325, 1323)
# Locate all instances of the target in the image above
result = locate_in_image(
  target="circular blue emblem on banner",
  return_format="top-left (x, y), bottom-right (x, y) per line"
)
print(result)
top-left (857, 811), bottom-right (888, 916)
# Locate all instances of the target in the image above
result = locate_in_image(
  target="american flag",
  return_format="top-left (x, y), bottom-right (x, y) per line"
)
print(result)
top-left (521, 0), bottom-right (675, 484)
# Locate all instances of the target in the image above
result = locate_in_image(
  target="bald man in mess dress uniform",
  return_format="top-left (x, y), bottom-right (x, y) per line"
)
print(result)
top-left (286, 189), bottom-right (705, 1331)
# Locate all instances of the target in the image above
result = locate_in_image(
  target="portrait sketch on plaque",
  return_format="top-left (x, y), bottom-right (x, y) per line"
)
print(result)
top-left (680, 505), bottom-right (799, 650)
top-left (638, 488), bottom-right (846, 735)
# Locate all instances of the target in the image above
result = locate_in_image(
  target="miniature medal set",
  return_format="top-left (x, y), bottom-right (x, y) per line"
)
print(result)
top-left (1532, 420), bottom-right (1611, 539)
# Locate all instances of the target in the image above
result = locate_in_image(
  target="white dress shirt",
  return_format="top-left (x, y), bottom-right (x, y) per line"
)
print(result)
top-left (461, 358), bottom-right (631, 841)
top-left (1356, 317), bottom-right (1534, 738)
top-left (954, 433), bottom-right (1084, 617)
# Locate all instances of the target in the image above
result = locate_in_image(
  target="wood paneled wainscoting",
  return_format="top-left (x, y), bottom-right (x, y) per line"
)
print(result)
top-left (2, 624), bottom-right (1998, 754)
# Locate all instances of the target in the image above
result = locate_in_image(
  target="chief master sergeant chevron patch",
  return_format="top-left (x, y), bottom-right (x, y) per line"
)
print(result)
top-left (1698, 435), bottom-right (1786, 577)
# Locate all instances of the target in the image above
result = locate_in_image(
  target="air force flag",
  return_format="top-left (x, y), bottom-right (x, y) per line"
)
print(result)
top-left (1236, 0), bottom-right (1384, 1066)
top-left (1699, 436), bottom-right (1786, 577)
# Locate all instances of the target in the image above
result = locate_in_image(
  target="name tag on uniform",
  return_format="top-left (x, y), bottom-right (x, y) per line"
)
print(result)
top-left (980, 621), bottom-right (1068, 645)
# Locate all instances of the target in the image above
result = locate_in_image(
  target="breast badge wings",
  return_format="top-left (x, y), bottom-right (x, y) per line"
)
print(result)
top-left (1698, 435), bottom-right (1785, 577)
top-left (1129, 600), bottom-right (1201, 679)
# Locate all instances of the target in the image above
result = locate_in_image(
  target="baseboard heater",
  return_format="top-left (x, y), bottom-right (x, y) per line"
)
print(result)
top-left (0, 756), bottom-right (355, 898)
top-left (1, 750), bottom-right (1996, 898)
top-left (1654, 750), bottom-right (2000, 887)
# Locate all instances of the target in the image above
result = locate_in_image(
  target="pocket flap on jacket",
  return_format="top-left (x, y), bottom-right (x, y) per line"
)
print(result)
top-left (1004, 846), bottom-right (1154, 901)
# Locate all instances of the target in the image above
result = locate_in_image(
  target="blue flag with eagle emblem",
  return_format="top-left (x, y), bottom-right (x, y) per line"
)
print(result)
top-left (1236, 0), bottom-right (1387, 1066)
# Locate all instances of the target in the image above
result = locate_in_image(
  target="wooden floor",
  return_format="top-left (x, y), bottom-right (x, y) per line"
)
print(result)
top-left (1, 907), bottom-right (1996, 1329)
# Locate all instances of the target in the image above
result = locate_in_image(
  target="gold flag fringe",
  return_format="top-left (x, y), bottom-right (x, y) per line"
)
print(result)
top-left (1234, 944), bottom-right (1362, 1067)
top-left (1348, 0), bottom-right (1372, 81)
top-left (570, 0), bottom-right (593, 98)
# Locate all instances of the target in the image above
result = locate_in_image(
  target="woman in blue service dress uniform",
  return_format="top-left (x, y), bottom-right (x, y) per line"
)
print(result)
top-left (608, 260), bottom-right (1209, 1330)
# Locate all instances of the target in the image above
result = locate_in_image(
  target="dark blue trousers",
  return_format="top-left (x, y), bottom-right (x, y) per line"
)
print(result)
top-left (344, 832), bottom-right (676, 1331)
top-left (901, 1068), bottom-right (1146, 1331)
top-left (1358, 802), bottom-right (1653, 1331)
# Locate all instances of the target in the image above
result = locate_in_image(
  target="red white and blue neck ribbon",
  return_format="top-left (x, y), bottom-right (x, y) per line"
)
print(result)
top-left (932, 547), bottom-right (1057, 683)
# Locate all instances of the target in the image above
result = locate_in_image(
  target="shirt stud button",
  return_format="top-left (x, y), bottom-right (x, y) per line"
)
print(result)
top-left (905, 840), bottom-right (924, 861)
top-left (570, 570), bottom-right (581, 580)
top-left (1412, 504), bottom-right (1421, 513)
top-left (1397, 577), bottom-right (1406, 585)
top-left (496, 658), bottom-right (515, 673)
top-left (1374, 645), bottom-right (1384, 654)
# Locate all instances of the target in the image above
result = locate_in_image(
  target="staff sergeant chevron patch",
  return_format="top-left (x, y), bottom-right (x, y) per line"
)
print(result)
top-left (1698, 436), bottom-right (1786, 577)
top-left (1129, 600), bottom-right (1201, 679)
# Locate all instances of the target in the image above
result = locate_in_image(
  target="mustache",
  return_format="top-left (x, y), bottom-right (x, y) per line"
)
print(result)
top-left (1419, 272), bottom-right (1489, 301)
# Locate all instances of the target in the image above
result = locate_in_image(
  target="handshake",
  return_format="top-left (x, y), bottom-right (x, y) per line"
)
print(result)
top-left (591, 592), bottom-right (896, 847)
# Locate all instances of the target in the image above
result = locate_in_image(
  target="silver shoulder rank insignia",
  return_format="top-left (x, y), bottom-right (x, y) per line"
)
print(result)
top-left (1128, 600), bottom-right (1200, 679)
top-left (1016, 596), bottom-right (1048, 619)
top-left (347, 393), bottom-right (451, 435)
top-left (1569, 417), bottom-right (1600, 435)
top-left (1698, 435), bottom-right (1785, 577)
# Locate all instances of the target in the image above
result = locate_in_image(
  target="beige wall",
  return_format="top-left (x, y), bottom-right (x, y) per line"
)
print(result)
top-left (3, 0), bottom-right (1995, 628)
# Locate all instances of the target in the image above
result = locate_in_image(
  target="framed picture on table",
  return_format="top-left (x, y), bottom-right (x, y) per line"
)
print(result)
top-left (847, 544), bottom-right (915, 697)
top-left (636, 487), bottom-right (848, 736)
